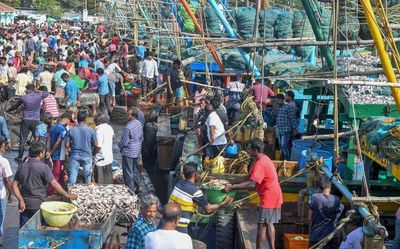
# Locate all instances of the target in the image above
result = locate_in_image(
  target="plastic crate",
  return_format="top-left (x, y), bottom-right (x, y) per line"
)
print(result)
top-left (284, 233), bottom-right (309, 249)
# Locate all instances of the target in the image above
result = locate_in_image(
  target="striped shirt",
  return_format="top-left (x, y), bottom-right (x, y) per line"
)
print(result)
top-left (119, 119), bottom-right (143, 158)
top-left (42, 94), bottom-right (59, 118)
top-left (168, 180), bottom-right (209, 233)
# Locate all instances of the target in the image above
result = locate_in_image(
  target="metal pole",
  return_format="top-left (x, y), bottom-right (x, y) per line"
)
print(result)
top-left (301, 0), bottom-right (334, 69)
top-left (360, 0), bottom-right (400, 111)
top-left (207, 0), bottom-right (261, 77)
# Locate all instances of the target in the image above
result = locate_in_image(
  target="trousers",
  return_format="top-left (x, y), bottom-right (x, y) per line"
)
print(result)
top-left (121, 156), bottom-right (141, 192)
top-left (19, 119), bottom-right (39, 158)
top-left (94, 164), bottom-right (113, 184)
top-left (277, 130), bottom-right (292, 160)
top-left (68, 155), bottom-right (93, 184)
top-left (99, 94), bottom-right (112, 116)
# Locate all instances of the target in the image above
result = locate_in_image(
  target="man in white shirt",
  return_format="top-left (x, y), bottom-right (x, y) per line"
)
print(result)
top-left (140, 52), bottom-right (159, 97)
top-left (0, 57), bottom-right (9, 86)
top-left (104, 60), bottom-right (123, 76)
top-left (0, 139), bottom-right (13, 238)
top-left (145, 203), bottom-right (192, 249)
top-left (94, 112), bottom-right (114, 184)
top-left (37, 66), bottom-right (54, 91)
top-left (204, 104), bottom-right (227, 159)
top-left (225, 72), bottom-right (245, 124)
top-left (41, 41), bottom-right (49, 55)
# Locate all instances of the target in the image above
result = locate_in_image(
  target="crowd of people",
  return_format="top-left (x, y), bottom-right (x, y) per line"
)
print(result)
top-left (0, 21), bottom-right (395, 249)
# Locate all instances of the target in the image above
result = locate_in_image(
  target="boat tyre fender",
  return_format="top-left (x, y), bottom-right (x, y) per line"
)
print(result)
top-left (216, 210), bottom-right (235, 249)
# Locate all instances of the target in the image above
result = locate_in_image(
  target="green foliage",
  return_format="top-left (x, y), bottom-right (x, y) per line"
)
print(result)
top-left (34, 0), bottom-right (63, 17)
top-left (0, 0), bottom-right (20, 8)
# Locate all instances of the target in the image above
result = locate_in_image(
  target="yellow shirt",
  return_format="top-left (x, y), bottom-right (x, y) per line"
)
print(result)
top-left (15, 73), bottom-right (33, 96)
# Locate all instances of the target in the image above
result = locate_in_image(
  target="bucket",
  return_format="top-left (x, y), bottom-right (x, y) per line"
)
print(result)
top-left (203, 186), bottom-right (235, 204)
top-left (299, 149), bottom-right (333, 173)
top-left (290, 140), bottom-right (321, 162)
top-left (225, 144), bottom-right (238, 158)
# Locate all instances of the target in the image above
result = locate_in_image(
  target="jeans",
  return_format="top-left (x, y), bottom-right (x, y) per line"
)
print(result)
top-left (394, 217), bottom-right (400, 249)
top-left (68, 155), bottom-right (93, 184)
top-left (99, 94), bottom-right (111, 115)
top-left (19, 119), bottom-right (39, 158)
top-left (277, 131), bottom-right (292, 160)
top-left (121, 156), bottom-right (141, 192)
top-left (94, 164), bottom-right (113, 184)
top-left (48, 160), bottom-right (64, 195)
top-left (0, 198), bottom-right (6, 236)
top-left (20, 209), bottom-right (38, 228)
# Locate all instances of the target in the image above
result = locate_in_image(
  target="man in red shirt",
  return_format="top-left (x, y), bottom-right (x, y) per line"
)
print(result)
top-left (224, 138), bottom-right (283, 249)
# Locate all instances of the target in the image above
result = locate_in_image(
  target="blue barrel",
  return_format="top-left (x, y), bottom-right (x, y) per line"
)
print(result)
top-left (290, 139), bottom-right (321, 162)
top-left (225, 144), bottom-right (238, 158)
top-left (299, 150), bottom-right (333, 174)
top-left (319, 140), bottom-right (346, 154)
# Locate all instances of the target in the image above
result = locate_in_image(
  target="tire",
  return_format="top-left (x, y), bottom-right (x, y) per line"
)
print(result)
top-left (172, 134), bottom-right (185, 168)
top-left (216, 210), bottom-right (235, 249)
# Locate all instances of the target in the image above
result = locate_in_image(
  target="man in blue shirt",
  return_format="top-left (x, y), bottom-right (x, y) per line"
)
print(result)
top-left (48, 112), bottom-right (71, 194)
top-left (66, 110), bottom-right (98, 184)
top-left (135, 41), bottom-right (146, 60)
top-left (94, 58), bottom-right (104, 71)
top-left (125, 194), bottom-right (158, 249)
top-left (274, 93), bottom-right (298, 160)
top-left (96, 68), bottom-right (111, 115)
top-left (119, 108), bottom-right (143, 192)
top-left (62, 73), bottom-right (80, 106)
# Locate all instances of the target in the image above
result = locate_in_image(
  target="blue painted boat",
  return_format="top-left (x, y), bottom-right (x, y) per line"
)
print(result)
top-left (19, 208), bottom-right (117, 249)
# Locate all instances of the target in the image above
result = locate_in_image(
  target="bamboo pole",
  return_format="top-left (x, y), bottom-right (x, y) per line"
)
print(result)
top-left (301, 131), bottom-right (355, 140)
top-left (181, 79), bottom-right (225, 90)
top-left (352, 196), bottom-right (400, 203)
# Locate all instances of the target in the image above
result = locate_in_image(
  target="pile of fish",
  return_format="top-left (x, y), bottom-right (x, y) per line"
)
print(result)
top-left (338, 55), bottom-right (395, 104)
top-left (69, 184), bottom-right (139, 224)
top-left (203, 179), bottom-right (230, 190)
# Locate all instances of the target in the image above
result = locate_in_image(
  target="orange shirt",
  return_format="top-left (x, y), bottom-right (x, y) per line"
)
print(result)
top-left (249, 154), bottom-right (283, 208)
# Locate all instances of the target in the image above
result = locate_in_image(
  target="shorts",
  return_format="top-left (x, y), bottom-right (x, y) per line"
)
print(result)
top-left (205, 144), bottom-right (225, 158)
top-left (108, 80), bottom-right (116, 96)
top-left (258, 207), bottom-right (281, 224)
top-left (175, 86), bottom-right (183, 99)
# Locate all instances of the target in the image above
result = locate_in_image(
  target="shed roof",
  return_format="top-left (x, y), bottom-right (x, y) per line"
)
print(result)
top-left (0, 2), bottom-right (17, 12)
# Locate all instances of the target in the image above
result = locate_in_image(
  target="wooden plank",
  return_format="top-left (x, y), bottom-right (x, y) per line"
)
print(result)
top-left (236, 206), bottom-right (257, 249)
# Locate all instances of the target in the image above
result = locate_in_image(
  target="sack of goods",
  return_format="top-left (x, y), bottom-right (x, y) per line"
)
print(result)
top-left (259, 7), bottom-right (283, 40)
top-left (292, 10), bottom-right (315, 57)
top-left (205, 5), bottom-right (222, 34)
top-left (274, 11), bottom-right (293, 52)
top-left (235, 7), bottom-right (257, 40)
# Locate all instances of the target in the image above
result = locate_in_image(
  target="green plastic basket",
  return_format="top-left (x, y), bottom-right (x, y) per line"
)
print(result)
top-left (70, 75), bottom-right (87, 89)
top-left (203, 186), bottom-right (235, 204)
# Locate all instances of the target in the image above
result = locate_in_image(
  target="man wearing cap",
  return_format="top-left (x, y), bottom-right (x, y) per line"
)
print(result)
top-left (7, 84), bottom-right (49, 161)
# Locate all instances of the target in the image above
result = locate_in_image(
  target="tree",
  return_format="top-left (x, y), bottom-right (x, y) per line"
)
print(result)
top-left (34, 0), bottom-right (63, 17)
